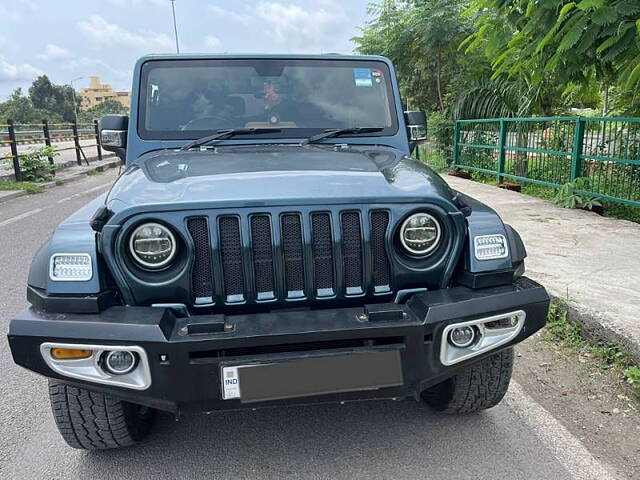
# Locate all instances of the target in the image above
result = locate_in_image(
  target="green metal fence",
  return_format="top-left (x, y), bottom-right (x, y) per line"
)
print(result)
top-left (452, 117), bottom-right (640, 207)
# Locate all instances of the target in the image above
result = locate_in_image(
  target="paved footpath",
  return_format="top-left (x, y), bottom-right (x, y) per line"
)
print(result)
top-left (446, 175), bottom-right (640, 363)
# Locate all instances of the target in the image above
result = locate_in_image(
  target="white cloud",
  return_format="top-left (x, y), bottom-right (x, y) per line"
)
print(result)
top-left (38, 44), bottom-right (72, 61)
top-left (0, 57), bottom-right (41, 83)
top-left (207, 5), bottom-right (253, 26)
top-left (107, 0), bottom-right (165, 6)
top-left (255, 1), bottom-right (348, 52)
top-left (77, 15), bottom-right (174, 51)
top-left (206, 1), bottom-right (349, 53)
top-left (204, 34), bottom-right (223, 51)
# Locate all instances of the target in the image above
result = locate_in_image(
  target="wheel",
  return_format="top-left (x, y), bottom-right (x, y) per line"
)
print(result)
top-left (48, 380), bottom-right (155, 450)
top-left (421, 347), bottom-right (514, 413)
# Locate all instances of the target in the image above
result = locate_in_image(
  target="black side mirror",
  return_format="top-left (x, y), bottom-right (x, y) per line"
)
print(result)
top-left (99, 115), bottom-right (128, 162)
top-left (404, 111), bottom-right (427, 154)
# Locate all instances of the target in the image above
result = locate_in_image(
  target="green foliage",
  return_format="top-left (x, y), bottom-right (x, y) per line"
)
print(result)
top-left (465, 0), bottom-right (640, 111)
top-left (427, 111), bottom-right (454, 162)
top-left (545, 301), bottom-right (640, 399)
top-left (624, 366), bottom-right (640, 397)
top-left (19, 146), bottom-right (59, 182)
top-left (0, 75), bottom-right (79, 124)
top-left (353, 0), bottom-right (473, 113)
top-left (554, 177), bottom-right (603, 209)
top-left (0, 181), bottom-right (44, 194)
top-left (78, 98), bottom-right (128, 123)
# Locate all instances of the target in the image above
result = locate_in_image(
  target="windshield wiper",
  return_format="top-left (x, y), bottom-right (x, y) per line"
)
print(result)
top-left (300, 127), bottom-right (385, 145)
top-left (180, 128), bottom-right (282, 151)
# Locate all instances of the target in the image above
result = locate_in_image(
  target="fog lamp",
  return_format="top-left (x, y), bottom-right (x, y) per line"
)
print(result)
top-left (474, 234), bottom-right (509, 260)
top-left (449, 326), bottom-right (476, 348)
top-left (49, 253), bottom-right (92, 281)
top-left (104, 351), bottom-right (137, 375)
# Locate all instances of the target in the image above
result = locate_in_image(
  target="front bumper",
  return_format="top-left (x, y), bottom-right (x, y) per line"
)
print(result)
top-left (8, 277), bottom-right (549, 413)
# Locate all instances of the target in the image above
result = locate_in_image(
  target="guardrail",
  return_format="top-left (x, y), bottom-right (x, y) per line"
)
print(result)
top-left (0, 119), bottom-right (103, 181)
top-left (451, 117), bottom-right (640, 207)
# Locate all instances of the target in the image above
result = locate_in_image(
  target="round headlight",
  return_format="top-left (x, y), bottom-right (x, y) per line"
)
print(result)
top-left (400, 213), bottom-right (441, 256)
top-left (129, 222), bottom-right (177, 269)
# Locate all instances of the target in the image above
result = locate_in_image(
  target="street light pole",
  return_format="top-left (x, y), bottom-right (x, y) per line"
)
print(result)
top-left (170, 0), bottom-right (180, 53)
top-left (69, 77), bottom-right (83, 124)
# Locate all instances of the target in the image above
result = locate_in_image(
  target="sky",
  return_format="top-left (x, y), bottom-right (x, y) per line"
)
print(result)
top-left (0, 0), bottom-right (371, 99)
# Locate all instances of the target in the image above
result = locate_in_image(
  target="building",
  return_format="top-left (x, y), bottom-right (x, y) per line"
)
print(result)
top-left (78, 76), bottom-right (131, 111)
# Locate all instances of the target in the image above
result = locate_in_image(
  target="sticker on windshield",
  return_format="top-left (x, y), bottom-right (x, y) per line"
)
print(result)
top-left (354, 68), bottom-right (373, 87)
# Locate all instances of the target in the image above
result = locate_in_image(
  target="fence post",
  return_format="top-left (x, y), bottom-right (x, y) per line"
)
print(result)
top-left (7, 119), bottom-right (21, 181)
top-left (42, 119), bottom-right (54, 164)
top-left (72, 121), bottom-right (82, 165)
top-left (497, 119), bottom-right (507, 183)
top-left (453, 121), bottom-right (461, 169)
top-left (93, 119), bottom-right (103, 161)
top-left (570, 117), bottom-right (585, 181)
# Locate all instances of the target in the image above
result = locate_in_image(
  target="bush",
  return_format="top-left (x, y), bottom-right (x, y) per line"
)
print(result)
top-left (19, 146), bottom-right (59, 182)
top-left (428, 111), bottom-right (454, 164)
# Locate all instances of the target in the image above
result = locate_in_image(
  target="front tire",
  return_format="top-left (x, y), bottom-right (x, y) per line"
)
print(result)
top-left (48, 380), bottom-right (155, 450)
top-left (421, 348), bottom-right (514, 413)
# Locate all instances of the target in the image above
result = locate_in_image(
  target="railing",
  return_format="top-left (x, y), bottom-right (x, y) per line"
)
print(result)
top-left (0, 119), bottom-right (103, 181)
top-left (451, 117), bottom-right (640, 207)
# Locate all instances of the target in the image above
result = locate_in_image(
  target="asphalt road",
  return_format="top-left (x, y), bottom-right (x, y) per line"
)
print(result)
top-left (0, 170), bottom-right (621, 479)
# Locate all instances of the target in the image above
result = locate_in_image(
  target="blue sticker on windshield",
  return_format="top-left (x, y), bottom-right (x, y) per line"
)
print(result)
top-left (354, 68), bottom-right (373, 87)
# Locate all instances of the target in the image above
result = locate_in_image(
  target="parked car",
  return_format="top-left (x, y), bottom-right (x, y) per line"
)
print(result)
top-left (8, 54), bottom-right (549, 450)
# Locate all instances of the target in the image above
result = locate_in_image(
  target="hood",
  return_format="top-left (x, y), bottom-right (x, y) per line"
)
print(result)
top-left (106, 145), bottom-right (454, 211)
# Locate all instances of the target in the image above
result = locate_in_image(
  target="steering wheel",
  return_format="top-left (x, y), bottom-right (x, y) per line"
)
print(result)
top-left (181, 114), bottom-right (235, 131)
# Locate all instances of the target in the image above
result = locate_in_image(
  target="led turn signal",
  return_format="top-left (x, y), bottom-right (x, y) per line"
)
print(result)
top-left (50, 348), bottom-right (93, 360)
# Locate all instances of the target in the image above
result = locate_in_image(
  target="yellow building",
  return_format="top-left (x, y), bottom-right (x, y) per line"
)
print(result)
top-left (78, 76), bottom-right (131, 111)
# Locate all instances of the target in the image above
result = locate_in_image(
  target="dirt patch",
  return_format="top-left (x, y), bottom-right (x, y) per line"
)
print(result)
top-left (514, 333), bottom-right (640, 479)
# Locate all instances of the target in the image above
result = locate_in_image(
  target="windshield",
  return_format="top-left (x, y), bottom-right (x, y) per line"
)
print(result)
top-left (138, 59), bottom-right (398, 140)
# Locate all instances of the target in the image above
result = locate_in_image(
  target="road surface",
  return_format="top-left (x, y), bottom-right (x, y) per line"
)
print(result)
top-left (0, 170), bottom-right (623, 479)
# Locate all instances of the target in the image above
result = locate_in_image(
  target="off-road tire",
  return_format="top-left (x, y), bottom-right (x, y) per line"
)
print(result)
top-left (48, 380), bottom-right (155, 450)
top-left (421, 347), bottom-right (514, 413)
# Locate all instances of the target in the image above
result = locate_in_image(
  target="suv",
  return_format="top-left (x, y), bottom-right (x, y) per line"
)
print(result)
top-left (8, 55), bottom-right (549, 450)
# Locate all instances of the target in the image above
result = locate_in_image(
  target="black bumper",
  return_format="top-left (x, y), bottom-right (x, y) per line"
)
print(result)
top-left (8, 277), bottom-right (549, 413)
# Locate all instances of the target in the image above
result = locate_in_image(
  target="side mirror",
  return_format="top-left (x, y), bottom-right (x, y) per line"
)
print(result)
top-left (99, 115), bottom-right (128, 162)
top-left (404, 111), bottom-right (427, 154)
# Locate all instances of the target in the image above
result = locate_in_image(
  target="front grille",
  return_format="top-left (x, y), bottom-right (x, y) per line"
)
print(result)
top-left (218, 216), bottom-right (244, 302)
top-left (187, 209), bottom-right (392, 305)
top-left (187, 217), bottom-right (214, 301)
top-left (341, 212), bottom-right (363, 293)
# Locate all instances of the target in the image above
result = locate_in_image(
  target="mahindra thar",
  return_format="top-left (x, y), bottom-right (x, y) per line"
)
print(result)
top-left (8, 54), bottom-right (549, 450)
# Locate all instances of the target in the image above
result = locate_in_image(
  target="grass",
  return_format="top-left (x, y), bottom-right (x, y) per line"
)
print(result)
top-left (545, 301), bottom-right (640, 399)
top-left (86, 169), bottom-right (103, 176)
top-left (0, 181), bottom-right (43, 194)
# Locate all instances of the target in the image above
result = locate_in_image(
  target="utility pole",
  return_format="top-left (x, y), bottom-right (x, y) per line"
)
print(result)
top-left (170, 0), bottom-right (180, 53)
top-left (69, 77), bottom-right (83, 124)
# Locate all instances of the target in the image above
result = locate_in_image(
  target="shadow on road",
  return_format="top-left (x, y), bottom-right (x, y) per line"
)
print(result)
top-left (71, 399), bottom-right (562, 479)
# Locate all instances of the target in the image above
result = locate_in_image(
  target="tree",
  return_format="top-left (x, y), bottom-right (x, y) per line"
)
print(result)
top-left (463, 0), bottom-right (640, 111)
top-left (353, 0), bottom-right (472, 112)
top-left (78, 98), bottom-right (128, 123)
top-left (28, 75), bottom-right (78, 122)
top-left (0, 88), bottom-right (62, 124)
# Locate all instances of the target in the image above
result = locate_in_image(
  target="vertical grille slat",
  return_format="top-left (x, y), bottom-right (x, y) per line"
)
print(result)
top-left (311, 213), bottom-right (334, 294)
top-left (251, 215), bottom-right (275, 299)
top-left (219, 216), bottom-right (244, 302)
top-left (341, 212), bottom-right (363, 293)
top-left (371, 211), bottom-right (391, 289)
top-left (281, 214), bottom-right (305, 296)
top-left (187, 217), bottom-right (214, 302)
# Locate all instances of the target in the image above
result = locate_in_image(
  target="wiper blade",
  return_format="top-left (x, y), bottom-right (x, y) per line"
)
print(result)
top-left (180, 128), bottom-right (282, 151)
top-left (300, 127), bottom-right (385, 145)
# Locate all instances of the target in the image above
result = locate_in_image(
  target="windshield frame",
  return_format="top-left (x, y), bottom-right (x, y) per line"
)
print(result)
top-left (136, 58), bottom-right (399, 141)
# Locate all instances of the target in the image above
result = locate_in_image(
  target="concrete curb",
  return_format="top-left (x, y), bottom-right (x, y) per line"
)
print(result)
top-left (0, 159), bottom-right (120, 205)
top-left (554, 295), bottom-right (640, 365)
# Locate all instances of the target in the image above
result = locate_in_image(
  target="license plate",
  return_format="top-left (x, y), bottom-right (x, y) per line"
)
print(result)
top-left (221, 350), bottom-right (403, 403)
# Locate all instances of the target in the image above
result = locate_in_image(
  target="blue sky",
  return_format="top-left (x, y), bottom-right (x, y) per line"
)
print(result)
top-left (0, 0), bottom-right (371, 99)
